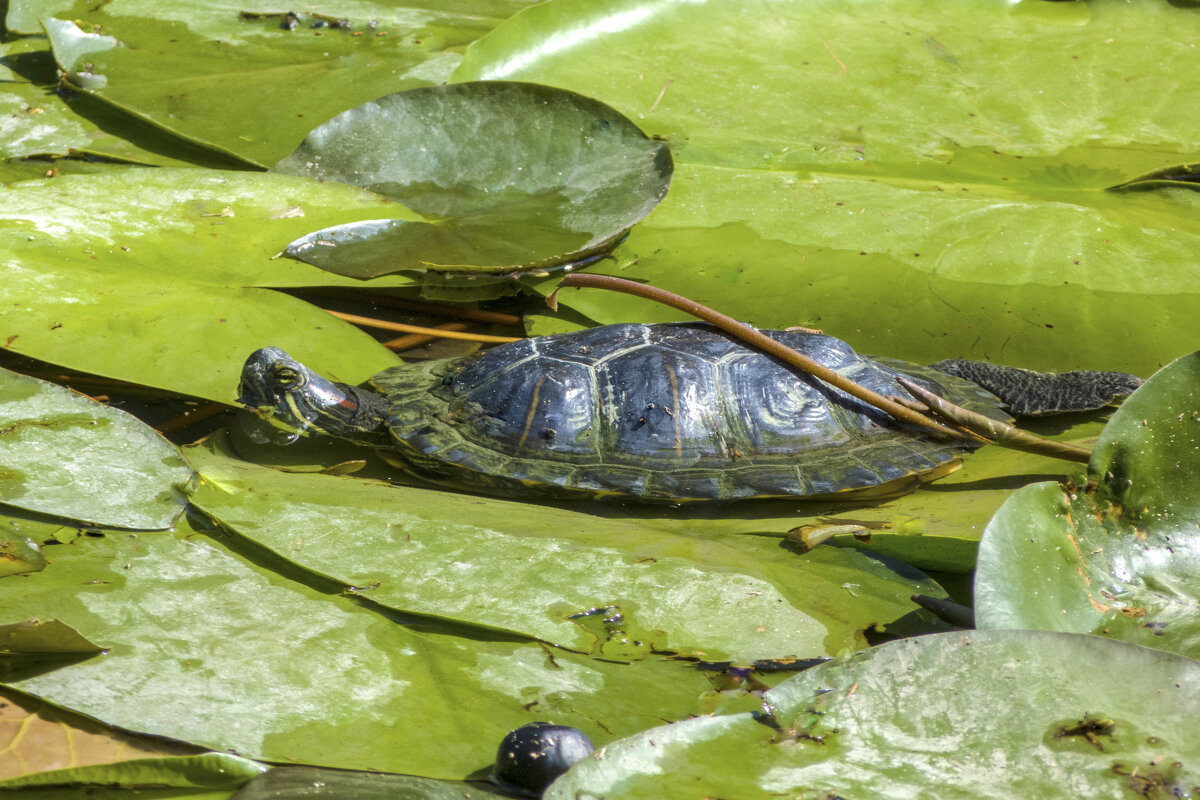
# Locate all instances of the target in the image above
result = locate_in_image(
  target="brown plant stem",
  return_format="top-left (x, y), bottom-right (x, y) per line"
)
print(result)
top-left (327, 310), bottom-right (520, 343)
top-left (383, 321), bottom-right (472, 351)
top-left (896, 377), bottom-right (1091, 464)
top-left (554, 273), bottom-right (976, 442)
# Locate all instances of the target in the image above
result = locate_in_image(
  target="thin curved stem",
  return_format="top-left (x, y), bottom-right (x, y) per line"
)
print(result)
top-left (327, 310), bottom-right (521, 344)
top-left (554, 273), bottom-right (976, 441)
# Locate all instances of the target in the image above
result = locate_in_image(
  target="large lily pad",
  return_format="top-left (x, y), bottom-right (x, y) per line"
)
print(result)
top-left (0, 513), bottom-right (717, 778)
top-left (222, 385), bottom-right (1112, 577)
top-left (231, 766), bottom-right (498, 800)
top-left (188, 435), bottom-right (948, 663)
top-left (0, 753), bottom-right (265, 791)
top-left (0, 367), bottom-right (192, 528)
top-left (275, 82), bottom-right (672, 276)
top-left (546, 630), bottom-right (1200, 798)
top-left (975, 351), bottom-right (1200, 657)
top-left (0, 39), bottom-right (212, 168)
top-left (0, 169), bottom-right (417, 402)
top-left (454, 0), bottom-right (1200, 374)
top-left (38, 1), bottom-right (538, 167)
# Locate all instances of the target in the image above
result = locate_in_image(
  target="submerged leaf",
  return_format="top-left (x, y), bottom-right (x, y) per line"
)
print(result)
top-left (0, 688), bottom-right (199, 782)
top-left (275, 82), bottom-right (672, 276)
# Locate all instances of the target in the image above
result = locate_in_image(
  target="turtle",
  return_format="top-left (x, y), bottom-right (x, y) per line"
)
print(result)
top-left (237, 322), bottom-right (1142, 502)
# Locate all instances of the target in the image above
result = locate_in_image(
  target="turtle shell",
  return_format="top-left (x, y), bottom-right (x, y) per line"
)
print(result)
top-left (371, 323), bottom-right (1008, 501)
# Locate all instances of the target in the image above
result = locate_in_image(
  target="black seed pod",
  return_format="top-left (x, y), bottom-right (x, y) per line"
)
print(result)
top-left (493, 722), bottom-right (594, 795)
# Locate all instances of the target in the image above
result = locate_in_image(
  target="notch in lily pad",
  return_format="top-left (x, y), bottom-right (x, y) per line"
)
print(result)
top-left (273, 81), bottom-right (673, 278)
top-left (1107, 161), bottom-right (1200, 191)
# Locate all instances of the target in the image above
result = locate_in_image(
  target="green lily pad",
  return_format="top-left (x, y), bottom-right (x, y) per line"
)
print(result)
top-left (453, 0), bottom-right (1200, 375)
top-left (0, 37), bottom-right (247, 169)
top-left (975, 351), bottom-right (1200, 657)
top-left (545, 630), bottom-right (1200, 799)
top-left (0, 169), bottom-right (418, 402)
top-left (0, 520), bottom-right (47, 577)
top-left (38, 1), bottom-right (544, 167)
top-left (0, 367), bottom-right (193, 529)
top-left (1108, 161), bottom-right (1200, 191)
top-left (231, 766), bottom-right (496, 800)
top-left (188, 435), bottom-right (949, 663)
top-left (0, 513), bottom-right (717, 778)
top-left (0, 618), bottom-right (105, 656)
top-left (274, 82), bottom-right (672, 276)
top-left (6, 0), bottom-right (74, 34)
top-left (0, 617), bottom-right (106, 682)
top-left (0, 753), bottom-right (264, 791)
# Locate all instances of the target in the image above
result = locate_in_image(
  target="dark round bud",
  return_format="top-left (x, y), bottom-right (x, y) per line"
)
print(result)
top-left (493, 722), bottom-right (594, 795)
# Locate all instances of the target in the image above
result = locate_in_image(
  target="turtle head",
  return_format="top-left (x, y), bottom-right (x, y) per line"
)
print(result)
top-left (238, 347), bottom-right (387, 442)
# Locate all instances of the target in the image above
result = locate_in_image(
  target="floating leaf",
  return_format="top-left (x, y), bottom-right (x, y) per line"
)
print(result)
top-left (1108, 162), bottom-right (1200, 191)
top-left (189, 435), bottom-right (948, 663)
top-left (0, 169), bottom-right (413, 402)
top-left (275, 82), bottom-right (672, 276)
top-left (454, 0), bottom-right (1200, 375)
top-left (0, 618), bottom-right (106, 682)
top-left (0, 618), bottom-right (105, 656)
top-left (0, 517), bottom-right (716, 778)
top-left (231, 766), bottom-right (493, 800)
top-left (546, 630), bottom-right (1200, 798)
top-left (0, 520), bottom-right (47, 578)
top-left (6, 1), bottom-right (73, 34)
top-left (0, 37), bottom-right (250, 169)
top-left (0, 753), bottom-right (264, 791)
top-left (0, 367), bottom-right (193, 529)
top-left (37, 1), bottom-right (544, 166)
top-left (975, 351), bottom-right (1200, 657)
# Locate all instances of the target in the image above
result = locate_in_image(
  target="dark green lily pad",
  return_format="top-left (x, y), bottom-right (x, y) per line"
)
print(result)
top-left (37, 1), bottom-right (537, 167)
top-left (545, 630), bottom-right (1200, 799)
top-left (975, 351), bottom-right (1200, 657)
top-left (0, 367), bottom-right (193, 529)
top-left (274, 82), bottom-right (672, 276)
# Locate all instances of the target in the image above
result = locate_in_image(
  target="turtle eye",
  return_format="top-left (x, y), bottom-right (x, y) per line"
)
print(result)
top-left (274, 365), bottom-right (303, 389)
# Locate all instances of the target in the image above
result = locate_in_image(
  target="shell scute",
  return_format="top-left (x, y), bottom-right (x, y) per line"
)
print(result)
top-left (373, 323), bottom-right (1007, 501)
